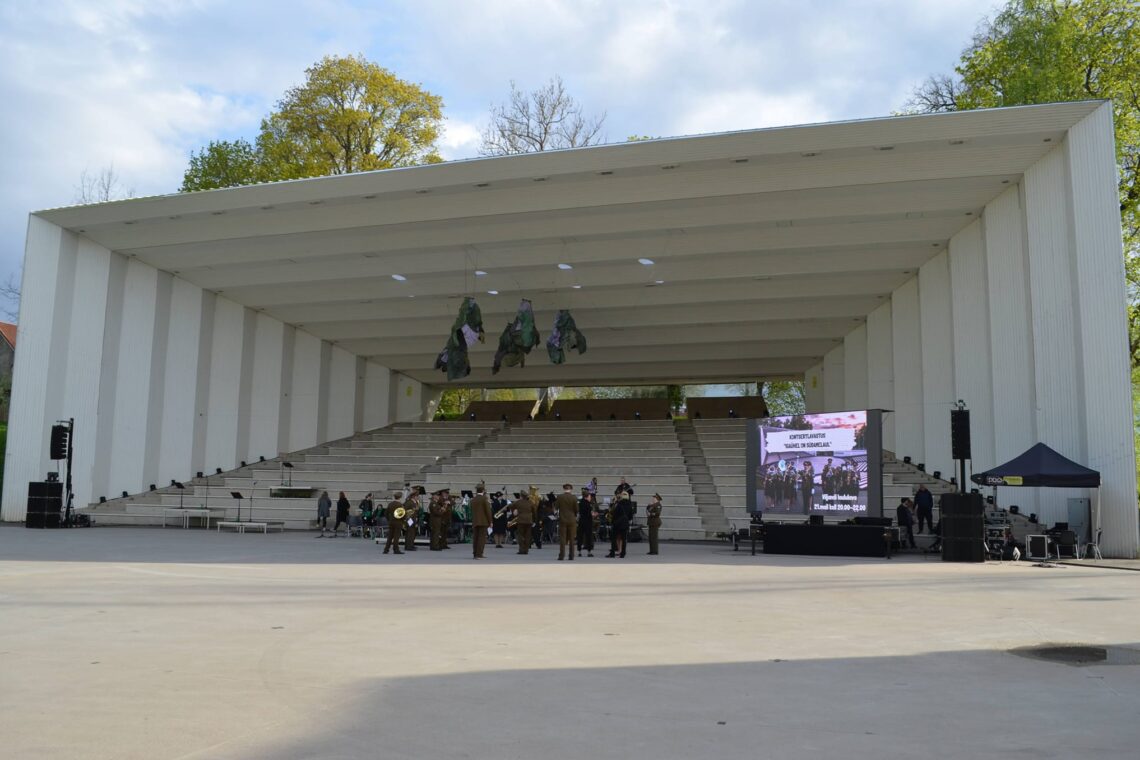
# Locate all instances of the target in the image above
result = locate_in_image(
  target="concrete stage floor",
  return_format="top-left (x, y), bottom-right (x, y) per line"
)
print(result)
top-left (1, 526), bottom-right (1137, 760)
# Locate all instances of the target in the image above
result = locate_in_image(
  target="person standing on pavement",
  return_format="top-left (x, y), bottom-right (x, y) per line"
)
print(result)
top-left (645, 493), bottom-right (663, 555)
top-left (555, 483), bottom-right (578, 561)
top-left (914, 484), bottom-right (934, 533)
top-left (315, 491), bottom-right (332, 537)
top-left (470, 485), bottom-right (492, 559)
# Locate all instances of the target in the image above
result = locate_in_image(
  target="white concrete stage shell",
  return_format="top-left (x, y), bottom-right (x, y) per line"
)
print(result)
top-left (4, 101), bottom-right (1136, 556)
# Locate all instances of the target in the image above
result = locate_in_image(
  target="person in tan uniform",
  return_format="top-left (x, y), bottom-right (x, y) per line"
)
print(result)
top-left (383, 491), bottom-right (404, 555)
top-left (512, 488), bottom-right (537, 555)
top-left (438, 489), bottom-right (453, 550)
top-left (555, 483), bottom-right (579, 561)
top-left (646, 492), bottom-right (663, 555)
top-left (428, 492), bottom-right (445, 551)
top-left (402, 490), bottom-right (421, 551)
top-left (469, 485), bottom-right (492, 559)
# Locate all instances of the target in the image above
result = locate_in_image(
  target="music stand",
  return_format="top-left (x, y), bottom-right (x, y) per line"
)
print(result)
top-left (173, 481), bottom-right (185, 509)
top-left (230, 492), bottom-right (244, 522)
top-left (280, 461), bottom-right (294, 486)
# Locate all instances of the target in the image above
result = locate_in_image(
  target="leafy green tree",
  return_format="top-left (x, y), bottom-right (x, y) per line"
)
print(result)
top-left (907, 0), bottom-right (1139, 364)
top-left (181, 54), bottom-right (444, 191)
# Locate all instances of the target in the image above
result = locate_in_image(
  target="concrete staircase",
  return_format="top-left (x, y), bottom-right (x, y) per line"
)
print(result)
top-left (81, 421), bottom-right (504, 528)
top-left (692, 418), bottom-right (750, 528)
top-left (674, 419), bottom-right (728, 536)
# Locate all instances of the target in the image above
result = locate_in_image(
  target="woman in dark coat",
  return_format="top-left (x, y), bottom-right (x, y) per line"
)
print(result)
top-left (491, 492), bottom-right (509, 548)
top-left (333, 491), bottom-right (351, 537)
top-left (607, 491), bottom-right (633, 558)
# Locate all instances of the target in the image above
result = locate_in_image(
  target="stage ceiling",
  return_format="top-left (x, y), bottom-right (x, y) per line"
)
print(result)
top-left (36, 101), bottom-right (1103, 388)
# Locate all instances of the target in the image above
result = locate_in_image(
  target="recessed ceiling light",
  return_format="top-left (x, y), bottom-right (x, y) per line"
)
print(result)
top-left (533, 177), bottom-right (547, 182)
top-left (475, 270), bottom-right (487, 276)
top-left (638, 258), bottom-right (654, 266)
top-left (308, 200), bottom-right (323, 206)
top-left (557, 263), bottom-right (573, 270)
top-left (655, 280), bottom-right (665, 285)
top-left (391, 274), bottom-right (407, 281)
top-left (260, 205), bottom-right (274, 210)
top-left (415, 189), bottom-right (431, 194)
top-left (211, 211), bottom-right (225, 216)
top-left (876, 146), bottom-right (895, 151)
top-left (124, 220), bottom-right (135, 225)
top-left (408, 295), bottom-right (415, 299)
top-left (949, 139), bottom-right (966, 145)
top-left (1002, 179), bottom-right (1011, 184)
top-left (487, 290), bottom-right (499, 295)
top-left (1043, 138), bottom-right (1052, 143)
top-left (362, 194), bottom-right (377, 200)
top-left (572, 285), bottom-right (582, 289)
top-left (168, 215), bottom-right (181, 220)
top-left (475, 183), bottom-right (490, 188)
top-left (661, 164), bottom-right (677, 170)
top-left (597, 170), bottom-right (614, 176)
top-left (733, 158), bottom-right (749, 164)
top-left (801, 151), bottom-right (819, 157)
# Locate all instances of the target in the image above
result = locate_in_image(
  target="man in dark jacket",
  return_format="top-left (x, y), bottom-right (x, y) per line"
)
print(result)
top-left (896, 497), bottom-right (916, 549)
top-left (914, 484), bottom-right (934, 533)
top-left (470, 485), bottom-right (492, 559)
top-left (607, 492), bottom-right (633, 558)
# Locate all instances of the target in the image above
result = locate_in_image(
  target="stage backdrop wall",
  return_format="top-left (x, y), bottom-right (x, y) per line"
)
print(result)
top-left (806, 103), bottom-right (1138, 557)
top-left (1, 225), bottom-right (430, 521)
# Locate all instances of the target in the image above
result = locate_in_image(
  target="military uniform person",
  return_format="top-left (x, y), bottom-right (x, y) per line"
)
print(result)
top-left (512, 489), bottom-right (537, 554)
top-left (428, 493), bottom-right (445, 551)
top-left (555, 483), bottom-right (578, 561)
top-left (438, 490), bottom-right (453, 549)
top-left (383, 491), bottom-right (404, 555)
top-left (470, 486), bottom-right (492, 559)
top-left (577, 489), bottom-right (595, 557)
top-left (646, 493), bottom-right (663, 555)
top-left (403, 491), bottom-right (420, 551)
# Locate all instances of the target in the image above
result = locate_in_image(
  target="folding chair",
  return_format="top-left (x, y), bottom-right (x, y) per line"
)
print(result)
top-left (1083, 529), bottom-right (1103, 560)
top-left (348, 514), bottom-right (364, 538)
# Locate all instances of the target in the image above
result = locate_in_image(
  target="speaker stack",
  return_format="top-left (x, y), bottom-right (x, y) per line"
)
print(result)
top-left (26, 481), bottom-right (63, 529)
top-left (939, 491), bottom-right (984, 562)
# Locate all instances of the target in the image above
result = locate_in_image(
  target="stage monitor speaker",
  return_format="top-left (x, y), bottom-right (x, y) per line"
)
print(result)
top-left (26, 496), bottom-right (63, 515)
top-left (950, 409), bottom-right (971, 460)
top-left (939, 491), bottom-right (983, 517)
top-left (50, 424), bottom-right (70, 460)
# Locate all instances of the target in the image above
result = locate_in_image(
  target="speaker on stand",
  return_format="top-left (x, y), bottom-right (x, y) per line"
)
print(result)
top-left (940, 492), bottom-right (985, 562)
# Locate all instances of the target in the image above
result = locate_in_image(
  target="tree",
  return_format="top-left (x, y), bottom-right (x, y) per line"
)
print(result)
top-left (480, 75), bottom-right (606, 156)
top-left (75, 164), bottom-right (134, 204)
top-left (181, 54), bottom-right (444, 191)
top-left (0, 272), bottom-right (18, 321)
top-left (907, 0), bottom-right (1140, 364)
top-left (180, 139), bottom-right (261, 192)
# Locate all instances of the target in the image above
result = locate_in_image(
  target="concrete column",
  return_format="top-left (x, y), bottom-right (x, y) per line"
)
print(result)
top-left (919, 250), bottom-right (955, 478)
top-left (822, 345), bottom-right (845, 411)
top-left (843, 324), bottom-right (868, 410)
top-left (891, 277), bottom-right (924, 463)
top-left (865, 302), bottom-right (894, 451)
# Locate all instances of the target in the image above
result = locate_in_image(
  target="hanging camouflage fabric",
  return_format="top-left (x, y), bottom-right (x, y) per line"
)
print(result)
top-left (546, 309), bottom-right (587, 365)
top-left (433, 297), bottom-right (485, 381)
top-left (492, 299), bottom-right (540, 374)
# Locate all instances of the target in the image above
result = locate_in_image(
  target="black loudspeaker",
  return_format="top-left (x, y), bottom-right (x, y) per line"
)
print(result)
top-left (50, 424), bottom-right (70, 460)
top-left (26, 513), bottom-right (61, 529)
top-left (950, 409), bottom-right (971, 460)
top-left (28, 481), bottom-right (63, 499)
top-left (27, 482), bottom-right (63, 516)
top-left (940, 492), bottom-right (984, 563)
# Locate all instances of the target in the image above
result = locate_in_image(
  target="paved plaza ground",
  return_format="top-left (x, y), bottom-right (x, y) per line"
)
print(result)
top-left (1, 525), bottom-right (1138, 759)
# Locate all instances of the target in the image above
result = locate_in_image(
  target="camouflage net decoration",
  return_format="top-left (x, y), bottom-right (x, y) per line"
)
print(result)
top-left (492, 299), bottom-right (540, 374)
top-left (546, 309), bottom-right (587, 365)
top-left (433, 296), bottom-right (485, 381)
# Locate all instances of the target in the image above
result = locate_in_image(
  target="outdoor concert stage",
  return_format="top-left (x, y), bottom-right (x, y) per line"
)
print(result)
top-left (2, 526), bottom-right (1138, 759)
top-left (5, 100), bottom-right (1136, 556)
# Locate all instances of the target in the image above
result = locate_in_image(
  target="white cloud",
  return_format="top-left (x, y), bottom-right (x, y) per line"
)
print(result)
top-left (438, 117), bottom-right (482, 160)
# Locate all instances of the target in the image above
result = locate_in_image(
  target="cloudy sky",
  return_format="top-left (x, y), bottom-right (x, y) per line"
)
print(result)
top-left (0, 0), bottom-right (1000, 316)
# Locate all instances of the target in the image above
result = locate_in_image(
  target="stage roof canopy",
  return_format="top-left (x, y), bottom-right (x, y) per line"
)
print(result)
top-left (35, 101), bottom-right (1104, 388)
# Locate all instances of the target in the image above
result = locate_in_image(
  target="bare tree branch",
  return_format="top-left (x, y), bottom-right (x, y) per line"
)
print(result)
top-left (480, 75), bottom-right (606, 156)
top-left (74, 164), bottom-right (135, 204)
top-left (1, 270), bottom-right (21, 322)
top-left (903, 73), bottom-right (964, 114)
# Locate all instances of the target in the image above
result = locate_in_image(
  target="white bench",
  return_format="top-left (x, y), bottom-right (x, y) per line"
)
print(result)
top-left (217, 521), bottom-right (285, 534)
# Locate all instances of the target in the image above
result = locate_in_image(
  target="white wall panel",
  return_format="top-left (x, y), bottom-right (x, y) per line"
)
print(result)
top-left (203, 297), bottom-right (245, 472)
top-left (60, 240), bottom-right (112, 508)
top-left (2, 218), bottom-right (64, 519)
top-left (948, 219), bottom-right (995, 471)
top-left (843, 324), bottom-right (868, 410)
top-left (919, 251), bottom-right (955, 476)
top-left (1066, 105), bottom-right (1138, 555)
top-left (395, 373), bottom-right (425, 422)
top-left (891, 277), bottom-right (924, 462)
top-left (326, 345), bottom-right (357, 440)
top-left (159, 279), bottom-right (205, 481)
top-left (107, 259), bottom-right (159, 494)
top-left (865, 302), bottom-right (894, 451)
top-left (362, 361), bottom-right (392, 430)
top-left (803, 362), bottom-right (824, 413)
top-left (822, 345), bottom-right (845, 411)
top-left (288, 330), bottom-right (322, 451)
top-left (248, 313), bottom-right (285, 461)
top-left (1024, 147), bottom-right (1085, 523)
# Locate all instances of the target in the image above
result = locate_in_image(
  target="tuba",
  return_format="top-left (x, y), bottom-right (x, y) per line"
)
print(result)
top-left (394, 506), bottom-right (406, 519)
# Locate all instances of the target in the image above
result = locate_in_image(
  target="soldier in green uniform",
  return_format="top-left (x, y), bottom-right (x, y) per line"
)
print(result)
top-left (469, 485), bottom-right (492, 559)
top-left (439, 489), bottom-right (453, 550)
top-left (403, 489), bottom-right (420, 551)
top-left (555, 483), bottom-right (578, 561)
top-left (512, 488), bottom-right (537, 554)
top-left (428, 492), bottom-right (444, 551)
top-left (646, 492), bottom-right (663, 555)
top-left (383, 491), bottom-right (404, 555)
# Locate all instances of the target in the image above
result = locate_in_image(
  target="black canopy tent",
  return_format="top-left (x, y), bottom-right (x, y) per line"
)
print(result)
top-left (971, 442), bottom-right (1101, 544)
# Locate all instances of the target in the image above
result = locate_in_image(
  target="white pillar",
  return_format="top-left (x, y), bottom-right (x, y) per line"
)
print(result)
top-left (919, 251), bottom-right (955, 477)
top-left (803, 362), bottom-right (824, 413)
top-left (822, 344), bottom-right (845, 411)
top-left (891, 277), bottom-right (924, 462)
top-left (866, 302), bottom-right (895, 452)
top-left (843, 324), bottom-right (868, 410)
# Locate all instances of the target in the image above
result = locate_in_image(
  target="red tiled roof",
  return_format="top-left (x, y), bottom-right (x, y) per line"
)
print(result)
top-left (0, 321), bottom-right (15, 349)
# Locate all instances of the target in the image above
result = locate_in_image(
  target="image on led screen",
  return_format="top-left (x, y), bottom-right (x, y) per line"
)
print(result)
top-left (754, 410), bottom-right (868, 516)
